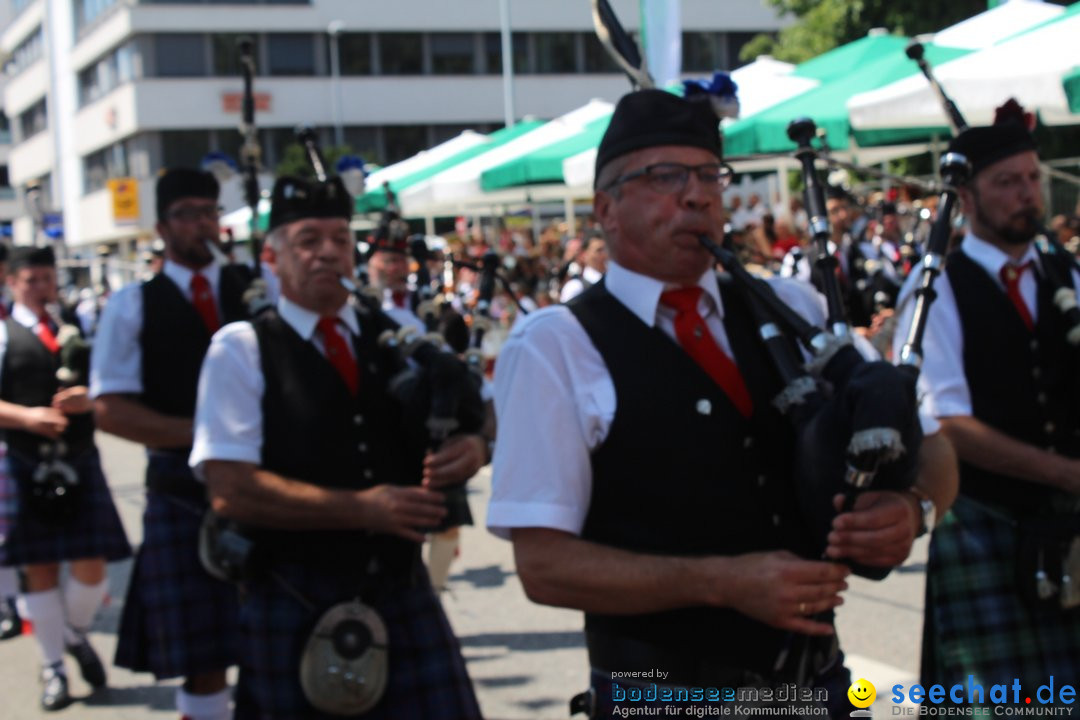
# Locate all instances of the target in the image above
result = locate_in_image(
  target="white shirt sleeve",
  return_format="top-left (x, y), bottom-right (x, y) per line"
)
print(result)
top-left (89, 283), bottom-right (144, 398)
top-left (487, 306), bottom-right (614, 540)
top-left (892, 270), bottom-right (970, 419)
top-left (189, 321), bottom-right (265, 475)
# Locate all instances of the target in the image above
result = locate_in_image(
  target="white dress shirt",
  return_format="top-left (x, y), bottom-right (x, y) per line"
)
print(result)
top-left (486, 260), bottom-right (935, 540)
top-left (892, 232), bottom-right (1080, 419)
top-left (379, 288), bottom-right (424, 331)
top-left (189, 296), bottom-right (360, 474)
top-left (559, 265), bottom-right (605, 304)
top-left (89, 260), bottom-right (224, 399)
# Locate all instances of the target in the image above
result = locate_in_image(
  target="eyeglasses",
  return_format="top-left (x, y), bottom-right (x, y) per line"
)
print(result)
top-left (168, 205), bottom-right (222, 222)
top-left (601, 162), bottom-right (735, 195)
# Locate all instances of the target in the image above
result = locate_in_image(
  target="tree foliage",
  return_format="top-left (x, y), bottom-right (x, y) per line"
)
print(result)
top-left (741, 0), bottom-right (1068, 64)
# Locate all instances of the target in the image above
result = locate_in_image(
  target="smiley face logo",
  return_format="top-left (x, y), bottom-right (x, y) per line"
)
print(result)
top-left (848, 678), bottom-right (876, 708)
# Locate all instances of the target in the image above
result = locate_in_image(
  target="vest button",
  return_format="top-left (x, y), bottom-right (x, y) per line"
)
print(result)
top-left (1030, 339), bottom-right (1039, 352)
top-left (357, 442), bottom-right (368, 453)
top-left (772, 514), bottom-right (781, 527)
top-left (695, 399), bottom-right (712, 416)
top-left (1032, 366), bottom-right (1041, 380)
top-left (353, 414), bottom-right (364, 425)
top-left (1036, 393), bottom-right (1048, 406)
top-left (1044, 422), bottom-right (1055, 435)
top-left (363, 469), bottom-right (374, 480)
top-left (757, 475), bottom-right (767, 487)
top-left (367, 363), bottom-right (378, 374)
top-left (743, 437), bottom-right (754, 450)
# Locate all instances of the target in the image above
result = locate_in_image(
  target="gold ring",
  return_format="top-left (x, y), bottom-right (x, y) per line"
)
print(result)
top-left (798, 602), bottom-right (808, 615)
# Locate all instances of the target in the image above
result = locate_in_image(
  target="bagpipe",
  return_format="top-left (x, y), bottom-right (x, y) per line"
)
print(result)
top-left (591, 0), bottom-right (923, 583)
top-left (237, 37), bottom-right (275, 317)
top-left (295, 129), bottom-right (486, 533)
top-left (22, 315), bottom-right (91, 526)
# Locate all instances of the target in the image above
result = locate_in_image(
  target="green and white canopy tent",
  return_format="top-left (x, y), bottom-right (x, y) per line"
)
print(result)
top-left (356, 121), bottom-right (544, 216)
top-left (397, 99), bottom-right (614, 227)
top-left (848, 1), bottom-right (1080, 140)
top-left (1065, 65), bottom-right (1080, 113)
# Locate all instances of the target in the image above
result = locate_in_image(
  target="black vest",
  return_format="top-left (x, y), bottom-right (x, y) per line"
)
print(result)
top-left (140, 265), bottom-right (252, 442)
top-left (568, 278), bottom-right (814, 673)
top-left (945, 250), bottom-right (1080, 514)
top-left (251, 304), bottom-right (428, 577)
top-left (0, 317), bottom-right (94, 460)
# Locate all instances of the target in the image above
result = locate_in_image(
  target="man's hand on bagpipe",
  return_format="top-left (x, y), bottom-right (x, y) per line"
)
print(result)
top-left (717, 551), bottom-right (850, 637)
top-left (422, 434), bottom-right (487, 490)
top-left (827, 490), bottom-right (920, 569)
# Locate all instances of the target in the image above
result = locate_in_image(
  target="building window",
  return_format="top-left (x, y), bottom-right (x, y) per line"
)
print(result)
top-left (0, 166), bottom-right (12, 200)
top-left (74, 0), bottom-right (120, 34)
top-left (430, 33), bottom-right (475, 75)
top-left (482, 32), bottom-right (527, 75)
top-left (534, 33), bottom-right (578, 74)
top-left (155, 34), bottom-right (208, 76)
top-left (18, 99), bottom-right (48, 141)
top-left (161, 130), bottom-right (211, 170)
top-left (0, 115), bottom-right (10, 145)
top-left (83, 142), bottom-right (131, 194)
top-left (337, 33), bottom-right (372, 75)
top-left (212, 33), bottom-right (248, 77)
top-left (77, 42), bottom-right (136, 107)
top-left (383, 125), bottom-right (427, 164)
top-left (583, 33), bottom-right (619, 73)
top-left (726, 32), bottom-right (758, 70)
top-left (9, 29), bottom-right (44, 75)
top-left (379, 33), bottom-right (422, 75)
top-left (343, 127), bottom-right (378, 161)
top-left (267, 34), bottom-right (316, 76)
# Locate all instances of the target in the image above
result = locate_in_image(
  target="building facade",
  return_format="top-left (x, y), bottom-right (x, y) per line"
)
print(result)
top-left (1, 0), bottom-right (787, 254)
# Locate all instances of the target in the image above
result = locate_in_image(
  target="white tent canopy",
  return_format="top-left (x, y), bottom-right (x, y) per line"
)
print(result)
top-left (400, 99), bottom-right (613, 217)
top-left (849, 4), bottom-right (1080, 133)
top-left (930, 0), bottom-right (1063, 49)
top-left (362, 130), bottom-right (488, 193)
top-left (724, 55), bottom-right (820, 119)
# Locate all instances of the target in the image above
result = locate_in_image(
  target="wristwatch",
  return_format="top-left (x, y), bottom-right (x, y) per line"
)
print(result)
top-left (907, 486), bottom-right (936, 537)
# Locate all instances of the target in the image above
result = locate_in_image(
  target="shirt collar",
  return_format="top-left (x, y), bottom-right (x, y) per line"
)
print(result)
top-left (11, 302), bottom-right (43, 329)
top-left (163, 259), bottom-right (221, 296)
top-left (582, 265), bottom-right (604, 284)
top-left (961, 232), bottom-right (1040, 280)
top-left (276, 295), bottom-right (360, 341)
top-left (605, 260), bottom-right (723, 328)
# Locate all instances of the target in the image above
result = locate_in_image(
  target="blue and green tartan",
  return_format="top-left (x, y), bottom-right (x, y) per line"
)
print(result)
top-left (922, 496), bottom-right (1080, 697)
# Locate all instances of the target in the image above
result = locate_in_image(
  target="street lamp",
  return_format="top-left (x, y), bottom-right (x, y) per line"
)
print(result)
top-left (327, 19), bottom-right (346, 149)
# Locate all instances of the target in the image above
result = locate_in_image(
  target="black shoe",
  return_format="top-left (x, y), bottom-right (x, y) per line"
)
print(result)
top-left (0, 598), bottom-right (21, 640)
top-left (66, 635), bottom-right (106, 688)
top-left (40, 665), bottom-right (72, 712)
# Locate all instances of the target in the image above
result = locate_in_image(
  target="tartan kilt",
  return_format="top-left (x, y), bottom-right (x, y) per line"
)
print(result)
top-left (114, 489), bottom-right (240, 679)
top-left (922, 496), bottom-right (1080, 692)
top-left (0, 447), bottom-right (131, 566)
top-left (0, 443), bottom-right (15, 543)
top-left (234, 558), bottom-right (481, 720)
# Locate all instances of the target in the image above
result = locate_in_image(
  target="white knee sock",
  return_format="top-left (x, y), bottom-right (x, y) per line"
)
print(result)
top-left (22, 589), bottom-right (65, 668)
top-left (177, 687), bottom-right (232, 720)
top-left (0, 566), bottom-right (19, 599)
top-left (61, 576), bottom-right (107, 644)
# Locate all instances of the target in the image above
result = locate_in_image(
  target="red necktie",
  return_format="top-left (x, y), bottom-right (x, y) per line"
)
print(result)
top-left (392, 290), bottom-right (407, 308)
top-left (317, 316), bottom-right (359, 396)
top-left (659, 287), bottom-right (753, 418)
top-left (1000, 261), bottom-right (1034, 332)
top-left (36, 313), bottom-right (60, 354)
top-left (190, 273), bottom-right (220, 334)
